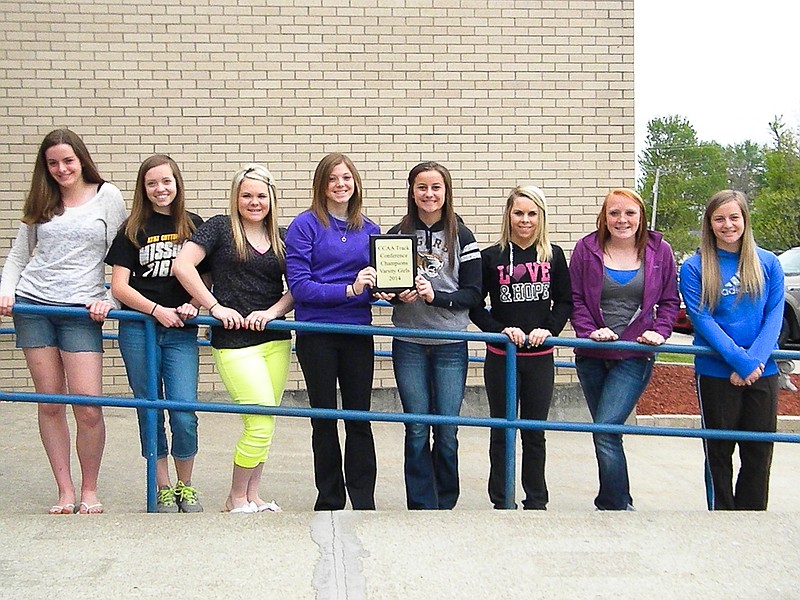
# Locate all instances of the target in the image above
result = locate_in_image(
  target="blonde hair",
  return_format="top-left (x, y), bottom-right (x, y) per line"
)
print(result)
top-left (498, 185), bottom-right (552, 262)
top-left (228, 164), bottom-right (284, 265)
top-left (699, 189), bottom-right (763, 310)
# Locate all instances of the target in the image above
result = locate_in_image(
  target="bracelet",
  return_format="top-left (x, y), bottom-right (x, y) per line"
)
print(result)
top-left (208, 301), bottom-right (219, 312)
top-left (149, 303), bottom-right (158, 316)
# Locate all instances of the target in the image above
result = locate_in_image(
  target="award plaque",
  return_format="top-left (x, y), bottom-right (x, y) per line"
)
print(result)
top-left (370, 234), bottom-right (417, 293)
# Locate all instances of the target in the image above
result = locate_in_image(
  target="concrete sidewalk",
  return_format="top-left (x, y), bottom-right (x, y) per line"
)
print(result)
top-left (1, 401), bottom-right (799, 599)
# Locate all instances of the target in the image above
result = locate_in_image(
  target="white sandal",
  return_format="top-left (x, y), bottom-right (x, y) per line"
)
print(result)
top-left (253, 500), bottom-right (282, 513)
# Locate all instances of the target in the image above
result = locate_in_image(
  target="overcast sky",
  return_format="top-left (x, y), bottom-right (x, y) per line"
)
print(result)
top-left (635, 0), bottom-right (800, 157)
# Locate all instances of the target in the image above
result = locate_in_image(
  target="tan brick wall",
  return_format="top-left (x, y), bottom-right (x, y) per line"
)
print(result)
top-left (0, 0), bottom-right (634, 395)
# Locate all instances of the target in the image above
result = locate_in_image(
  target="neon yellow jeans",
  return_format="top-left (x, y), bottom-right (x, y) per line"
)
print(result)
top-left (212, 339), bottom-right (291, 469)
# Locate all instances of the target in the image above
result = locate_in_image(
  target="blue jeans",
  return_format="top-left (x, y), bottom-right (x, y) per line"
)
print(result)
top-left (575, 355), bottom-right (654, 510)
top-left (13, 295), bottom-right (103, 352)
top-left (392, 339), bottom-right (468, 510)
top-left (117, 320), bottom-right (200, 460)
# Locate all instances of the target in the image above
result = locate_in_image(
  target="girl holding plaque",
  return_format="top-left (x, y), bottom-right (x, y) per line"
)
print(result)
top-left (385, 161), bottom-right (482, 510)
top-left (285, 153), bottom-right (380, 511)
top-left (469, 185), bottom-right (572, 510)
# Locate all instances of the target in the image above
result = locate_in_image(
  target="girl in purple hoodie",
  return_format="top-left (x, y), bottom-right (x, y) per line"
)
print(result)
top-left (570, 188), bottom-right (679, 511)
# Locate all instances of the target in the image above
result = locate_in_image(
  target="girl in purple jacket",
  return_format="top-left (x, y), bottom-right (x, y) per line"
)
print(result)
top-left (569, 188), bottom-right (679, 510)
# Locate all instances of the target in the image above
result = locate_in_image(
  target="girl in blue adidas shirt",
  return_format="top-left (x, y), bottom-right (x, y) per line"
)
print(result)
top-left (679, 190), bottom-right (784, 511)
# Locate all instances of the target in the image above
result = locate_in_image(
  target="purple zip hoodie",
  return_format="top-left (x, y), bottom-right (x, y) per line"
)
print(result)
top-left (569, 230), bottom-right (679, 359)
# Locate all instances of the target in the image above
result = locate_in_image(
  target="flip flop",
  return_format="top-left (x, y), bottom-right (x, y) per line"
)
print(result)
top-left (222, 501), bottom-right (255, 514)
top-left (78, 502), bottom-right (104, 515)
top-left (254, 500), bottom-right (282, 513)
top-left (48, 503), bottom-right (75, 515)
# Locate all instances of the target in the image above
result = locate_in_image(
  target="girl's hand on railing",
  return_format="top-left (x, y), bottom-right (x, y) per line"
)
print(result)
top-left (414, 274), bottom-right (434, 303)
top-left (154, 305), bottom-right (188, 328)
top-left (175, 303), bottom-right (199, 322)
top-left (244, 309), bottom-right (274, 332)
top-left (210, 304), bottom-right (244, 329)
top-left (527, 328), bottom-right (552, 347)
top-left (0, 295), bottom-right (13, 317)
top-left (86, 300), bottom-right (114, 323)
top-left (636, 330), bottom-right (665, 346)
top-left (589, 327), bottom-right (618, 342)
top-left (502, 326), bottom-right (527, 347)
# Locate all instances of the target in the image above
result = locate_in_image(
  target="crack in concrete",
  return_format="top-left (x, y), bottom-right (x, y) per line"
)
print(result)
top-left (310, 512), bottom-right (367, 600)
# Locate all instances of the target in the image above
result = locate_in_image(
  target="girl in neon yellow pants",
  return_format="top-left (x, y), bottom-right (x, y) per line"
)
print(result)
top-left (213, 340), bottom-right (291, 469)
top-left (174, 164), bottom-right (294, 513)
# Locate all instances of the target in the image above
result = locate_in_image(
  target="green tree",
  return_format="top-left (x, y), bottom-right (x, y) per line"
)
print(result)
top-left (724, 141), bottom-right (765, 199)
top-left (638, 116), bottom-right (727, 257)
top-left (752, 119), bottom-right (800, 251)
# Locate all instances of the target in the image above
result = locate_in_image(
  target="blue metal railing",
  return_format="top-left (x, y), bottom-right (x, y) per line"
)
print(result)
top-left (2, 303), bottom-right (799, 511)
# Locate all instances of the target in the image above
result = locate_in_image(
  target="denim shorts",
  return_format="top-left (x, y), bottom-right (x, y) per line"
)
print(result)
top-left (12, 295), bottom-right (103, 353)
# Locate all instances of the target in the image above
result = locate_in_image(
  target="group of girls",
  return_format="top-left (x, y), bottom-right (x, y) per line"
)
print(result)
top-left (0, 129), bottom-right (783, 515)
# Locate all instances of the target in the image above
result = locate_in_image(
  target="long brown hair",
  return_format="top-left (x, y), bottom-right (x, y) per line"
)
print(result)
top-left (309, 153), bottom-right (365, 229)
top-left (124, 154), bottom-right (196, 248)
top-left (399, 161), bottom-right (457, 268)
top-left (22, 129), bottom-right (104, 224)
top-left (595, 188), bottom-right (649, 259)
top-left (699, 190), bottom-right (763, 310)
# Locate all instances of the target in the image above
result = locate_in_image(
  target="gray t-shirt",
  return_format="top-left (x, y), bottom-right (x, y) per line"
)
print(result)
top-left (600, 267), bottom-right (644, 336)
top-left (0, 183), bottom-right (126, 304)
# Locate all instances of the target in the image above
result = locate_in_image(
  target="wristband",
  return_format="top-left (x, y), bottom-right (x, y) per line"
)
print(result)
top-left (149, 303), bottom-right (158, 316)
top-left (208, 301), bottom-right (219, 312)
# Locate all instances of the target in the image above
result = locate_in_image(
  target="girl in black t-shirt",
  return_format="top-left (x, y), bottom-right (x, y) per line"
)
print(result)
top-left (106, 154), bottom-right (206, 513)
top-left (174, 164), bottom-right (293, 514)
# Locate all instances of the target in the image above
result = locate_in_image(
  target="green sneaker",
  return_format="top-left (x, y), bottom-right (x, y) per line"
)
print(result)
top-left (157, 486), bottom-right (178, 513)
top-left (175, 480), bottom-right (203, 513)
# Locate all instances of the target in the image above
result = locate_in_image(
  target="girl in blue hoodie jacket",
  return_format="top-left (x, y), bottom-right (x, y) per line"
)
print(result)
top-left (679, 190), bottom-right (783, 511)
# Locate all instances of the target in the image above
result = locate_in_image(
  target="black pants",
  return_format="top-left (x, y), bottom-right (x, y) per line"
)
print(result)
top-left (697, 373), bottom-right (778, 511)
top-left (484, 350), bottom-right (554, 509)
top-left (296, 333), bottom-right (377, 511)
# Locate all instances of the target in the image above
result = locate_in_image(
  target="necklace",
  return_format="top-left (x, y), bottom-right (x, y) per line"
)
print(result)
top-left (330, 215), bottom-right (348, 243)
top-left (245, 229), bottom-right (270, 253)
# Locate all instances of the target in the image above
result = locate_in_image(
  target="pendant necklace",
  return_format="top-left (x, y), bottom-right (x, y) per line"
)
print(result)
top-left (331, 214), bottom-right (348, 242)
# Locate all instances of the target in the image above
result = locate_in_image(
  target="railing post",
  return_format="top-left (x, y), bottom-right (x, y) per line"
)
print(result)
top-left (143, 317), bottom-right (159, 513)
top-left (502, 340), bottom-right (517, 509)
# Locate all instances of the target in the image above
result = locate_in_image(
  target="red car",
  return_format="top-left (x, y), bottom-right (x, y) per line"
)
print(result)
top-left (672, 301), bottom-right (693, 335)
